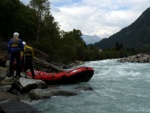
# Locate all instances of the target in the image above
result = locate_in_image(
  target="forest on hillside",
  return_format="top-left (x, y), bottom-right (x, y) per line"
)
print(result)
top-left (0, 0), bottom-right (137, 63)
top-left (94, 7), bottom-right (150, 50)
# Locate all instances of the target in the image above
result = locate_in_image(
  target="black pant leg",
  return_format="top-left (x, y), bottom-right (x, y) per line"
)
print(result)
top-left (28, 61), bottom-right (34, 78)
top-left (15, 51), bottom-right (21, 76)
top-left (24, 60), bottom-right (34, 78)
top-left (9, 52), bottom-right (15, 76)
top-left (30, 63), bottom-right (35, 78)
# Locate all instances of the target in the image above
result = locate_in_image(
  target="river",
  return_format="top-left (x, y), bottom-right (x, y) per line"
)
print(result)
top-left (28, 59), bottom-right (150, 113)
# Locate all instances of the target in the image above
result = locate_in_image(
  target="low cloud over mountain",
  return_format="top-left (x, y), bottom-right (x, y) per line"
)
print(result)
top-left (82, 34), bottom-right (102, 45)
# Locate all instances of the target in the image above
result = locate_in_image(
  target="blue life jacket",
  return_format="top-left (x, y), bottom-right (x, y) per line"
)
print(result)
top-left (8, 38), bottom-right (24, 53)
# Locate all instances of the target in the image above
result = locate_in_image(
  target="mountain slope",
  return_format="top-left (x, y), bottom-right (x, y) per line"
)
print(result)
top-left (94, 7), bottom-right (150, 49)
top-left (82, 35), bottom-right (101, 44)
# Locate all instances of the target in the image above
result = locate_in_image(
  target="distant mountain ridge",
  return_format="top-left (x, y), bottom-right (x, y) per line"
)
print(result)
top-left (94, 7), bottom-right (150, 49)
top-left (82, 35), bottom-right (101, 44)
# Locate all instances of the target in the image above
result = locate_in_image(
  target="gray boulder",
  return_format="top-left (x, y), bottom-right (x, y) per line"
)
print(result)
top-left (28, 88), bottom-right (51, 100)
top-left (35, 79), bottom-right (48, 89)
top-left (0, 99), bottom-right (39, 113)
top-left (29, 88), bottom-right (78, 100)
top-left (0, 106), bottom-right (5, 113)
top-left (0, 77), bottom-right (48, 94)
top-left (0, 77), bottom-right (22, 94)
top-left (50, 90), bottom-right (78, 96)
top-left (0, 91), bottom-right (17, 101)
top-left (0, 67), bottom-right (7, 80)
top-left (0, 85), bottom-right (12, 92)
top-left (75, 86), bottom-right (93, 91)
top-left (0, 77), bottom-right (15, 85)
top-left (19, 77), bottom-right (48, 93)
top-left (118, 53), bottom-right (150, 63)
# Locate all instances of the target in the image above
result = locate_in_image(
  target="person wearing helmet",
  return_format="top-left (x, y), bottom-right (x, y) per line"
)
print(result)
top-left (7, 32), bottom-right (24, 78)
top-left (21, 41), bottom-right (35, 79)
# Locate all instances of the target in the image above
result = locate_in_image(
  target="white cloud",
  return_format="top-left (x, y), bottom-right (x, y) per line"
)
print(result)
top-left (20, 0), bottom-right (30, 5)
top-left (82, 35), bottom-right (101, 44)
top-left (20, 0), bottom-right (150, 40)
top-left (51, 0), bottom-right (150, 39)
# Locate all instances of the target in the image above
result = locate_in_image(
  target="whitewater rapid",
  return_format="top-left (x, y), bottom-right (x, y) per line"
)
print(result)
top-left (30, 59), bottom-right (150, 113)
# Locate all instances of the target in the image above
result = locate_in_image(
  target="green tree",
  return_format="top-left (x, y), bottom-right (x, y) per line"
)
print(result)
top-left (0, 0), bottom-right (105, 63)
top-left (115, 41), bottom-right (124, 51)
top-left (0, 0), bottom-right (37, 41)
top-left (29, 0), bottom-right (50, 42)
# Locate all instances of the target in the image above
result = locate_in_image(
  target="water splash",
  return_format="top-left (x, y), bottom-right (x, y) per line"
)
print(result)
top-left (30, 59), bottom-right (150, 113)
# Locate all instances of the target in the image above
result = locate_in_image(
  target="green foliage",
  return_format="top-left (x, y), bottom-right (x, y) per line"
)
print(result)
top-left (29, 0), bottom-right (50, 42)
top-left (0, 0), bottom-right (138, 63)
top-left (115, 41), bottom-right (124, 51)
top-left (0, 0), bottom-right (37, 41)
top-left (97, 49), bottom-right (135, 60)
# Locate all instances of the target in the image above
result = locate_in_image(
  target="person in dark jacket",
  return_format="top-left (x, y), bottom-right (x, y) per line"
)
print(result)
top-left (7, 32), bottom-right (24, 78)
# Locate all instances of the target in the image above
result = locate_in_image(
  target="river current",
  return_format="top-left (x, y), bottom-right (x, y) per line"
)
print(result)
top-left (29, 59), bottom-right (150, 113)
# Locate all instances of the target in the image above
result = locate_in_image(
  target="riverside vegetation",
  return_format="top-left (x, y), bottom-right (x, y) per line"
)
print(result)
top-left (0, 41), bottom-right (93, 113)
top-left (0, 0), bottom-right (100, 63)
top-left (1, 1), bottom-right (150, 112)
top-left (0, 0), bottom-right (146, 64)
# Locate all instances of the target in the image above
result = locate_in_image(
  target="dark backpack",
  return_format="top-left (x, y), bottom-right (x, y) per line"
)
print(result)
top-left (24, 47), bottom-right (32, 62)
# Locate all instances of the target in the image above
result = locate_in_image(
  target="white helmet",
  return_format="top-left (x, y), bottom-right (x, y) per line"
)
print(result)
top-left (22, 41), bottom-right (26, 46)
top-left (13, 32), bottom-right (19, 37)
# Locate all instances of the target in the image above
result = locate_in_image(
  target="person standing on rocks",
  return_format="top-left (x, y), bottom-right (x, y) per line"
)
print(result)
top-left (7, 32), bottom-right (24, 78)
top-left (21, 41), bottom-right (35, 79)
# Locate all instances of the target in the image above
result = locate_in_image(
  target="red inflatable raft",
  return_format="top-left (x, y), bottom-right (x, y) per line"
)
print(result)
top-left (27, 67), bottom-right (94, 84)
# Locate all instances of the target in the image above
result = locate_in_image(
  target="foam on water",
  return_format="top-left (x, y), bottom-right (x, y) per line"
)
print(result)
top-left (30, 59), bottom-right (150, 113)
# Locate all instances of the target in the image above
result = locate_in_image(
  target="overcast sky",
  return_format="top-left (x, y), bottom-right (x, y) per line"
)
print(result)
top-left (20, 0), bottom-right (150, 39)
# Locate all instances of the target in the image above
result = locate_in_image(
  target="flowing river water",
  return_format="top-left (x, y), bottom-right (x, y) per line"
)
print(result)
top-left (28, 59), bottom-right (150, 113)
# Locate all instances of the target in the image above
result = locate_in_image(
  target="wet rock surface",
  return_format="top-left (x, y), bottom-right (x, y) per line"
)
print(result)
top-left (0, 106), bottom-right (5, 113)
top-left (19, 77), bottom-right (48, 93)
top-left (118, 53), bottom-right (150, 63)
top-left (29, 88), bottom-right (78, 100)
top-left (0, 99), bottom-right (40, 113)
top-left (75, 86), bottom-right (93, 91)
top-left (49, 89), bottom-right (78, 96)
top-left (0, 41), bottom-right (92, 113)
top-left (0, 91), bottom-right (17, 100)
top-left (28, 88), bottom-right (51, 100)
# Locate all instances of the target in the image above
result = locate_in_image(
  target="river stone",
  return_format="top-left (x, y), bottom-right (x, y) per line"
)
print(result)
top-left (0, 85), bottom-right (12, 92)
top-left (29, 88), bottom-right (51, 100)
top-left (0, 77), bottom-right (15, 85)
top-left (0, 56), bottom-right (7, 67)
top-left (0, 77), bottom-right (22, 94)
top-left (118, 53), bottom-right (150, 63)
top-left (19, 78), bottom-right (48, 93)
top-left (0, 106), bottom-right (5, 113)
top-left (5, 60), bottom-right (9, 67)
top-left (19, 78), bottom-right (37, 93)
top-left (0, 68), bottom-right (7, 81)
top-left (50, 90), bottom-right (78, 96)
top-left (0, 91), bottom-right (17, 101)
top-left (35, 79), bottom-right (48, 89)
top-left (75, 86), bottom-right (93, 91)
top-left (0, 99), bottom-right (39, 113)
top-left (29, 88), bottom-right (78, 100)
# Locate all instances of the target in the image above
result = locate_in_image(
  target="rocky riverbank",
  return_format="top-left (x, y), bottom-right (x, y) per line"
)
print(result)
top-left (0, 42), bottom-right (91, 113)
top-left (0, 74), bottom-right (93, 113)
top-left (118, 53), bottom-right (150, 63)
top-left (0, 65), bottom-right (92, 113)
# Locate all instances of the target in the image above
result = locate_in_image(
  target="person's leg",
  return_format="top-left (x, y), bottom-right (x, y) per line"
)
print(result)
top-left (28, 61), bottom-right (35, 79)
top-left (15, 51), bottom-right (21, 77)
top-left (20, 57), bottom-right (25, 73)
top-left (30, 63), bottom-right (35, 79)
top-left (9, 52), bottom-right (15, 77)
